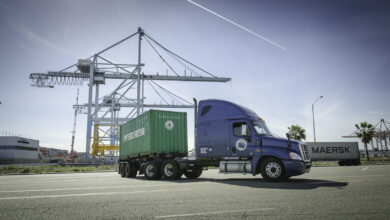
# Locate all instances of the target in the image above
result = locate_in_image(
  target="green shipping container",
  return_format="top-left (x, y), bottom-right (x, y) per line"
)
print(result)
top-left (119, 110), bottom-right (188, 160)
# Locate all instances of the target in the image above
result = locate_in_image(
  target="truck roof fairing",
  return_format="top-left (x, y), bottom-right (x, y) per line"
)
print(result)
top-left (198, 99), bottom-right (259, 121)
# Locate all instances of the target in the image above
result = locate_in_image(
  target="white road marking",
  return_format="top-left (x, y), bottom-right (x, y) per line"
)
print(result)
top-left (0, 178), bottom-right (112, 184)
top-left (0, 184), bottom-right (175, 193)
top-left (361, 166), bottom-right (369, 171)
top-left (155, 208), bottom-right (273, 219)
top-left (0, 182), bottom-right (210, 193)
top-left (0, 188), bottom-right (190, 200)
top-left (187, 0), bottom-right (287, 51)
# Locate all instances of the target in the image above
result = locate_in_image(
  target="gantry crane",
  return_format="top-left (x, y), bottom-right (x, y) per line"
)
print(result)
top-left (342, 118), bottom-right (390, 156)
top-left (29, 27), bottom-right (231, 158)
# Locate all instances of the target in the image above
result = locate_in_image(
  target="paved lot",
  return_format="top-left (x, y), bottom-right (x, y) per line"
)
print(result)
top-left (0, 165), bottom-right (389, 219)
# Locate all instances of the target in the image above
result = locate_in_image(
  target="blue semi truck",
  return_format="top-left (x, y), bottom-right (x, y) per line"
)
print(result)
top-left (118, 99), bottom-right (311, 181)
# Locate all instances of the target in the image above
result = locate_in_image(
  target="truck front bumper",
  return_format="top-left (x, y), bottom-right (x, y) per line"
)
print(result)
top-left (282, 160), bottom-right (311, 177)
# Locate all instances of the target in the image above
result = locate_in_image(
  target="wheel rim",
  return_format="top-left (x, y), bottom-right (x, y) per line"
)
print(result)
top-left (145, 164), bottom-right (155, 177)
top-left (164, 163), bottom-right (174, 177)
top-left (265, 162), bottom-right (282, 178)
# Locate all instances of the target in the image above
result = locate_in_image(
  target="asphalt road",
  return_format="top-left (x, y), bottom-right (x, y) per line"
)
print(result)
top-left (0, 165), bottom-right (389, 219)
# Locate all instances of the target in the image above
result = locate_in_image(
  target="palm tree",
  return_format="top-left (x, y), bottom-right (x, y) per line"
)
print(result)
top-left (288, 125), bottom-right (306, 141)
top-left (355, 122), bottom-right (375, 161)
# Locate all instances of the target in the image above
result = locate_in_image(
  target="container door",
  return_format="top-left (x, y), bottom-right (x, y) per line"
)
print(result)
top-left (230, 120), bottom-right (256, 157)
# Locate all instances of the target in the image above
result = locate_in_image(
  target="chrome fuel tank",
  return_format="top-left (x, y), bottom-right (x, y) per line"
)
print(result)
top-left (219, 161), bottom-right (252, 173)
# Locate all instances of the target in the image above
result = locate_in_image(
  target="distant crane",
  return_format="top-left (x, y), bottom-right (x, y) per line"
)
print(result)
top-left (70, 88), bottom-right (80, 162)
top-left (342, 118), bottom-right (390, 156)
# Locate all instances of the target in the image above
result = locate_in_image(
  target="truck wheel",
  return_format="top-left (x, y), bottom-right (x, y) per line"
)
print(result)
top-left (260, 158), bottom-right (285, 182)
top-left (184, 167), bottom-right (202, 179)
top-left (144, 161), bottom-right (162, 180)
top-left (162, 160), bottom-right (181, 180)
top-left (338, 161), bottom-right (345, 166)
top-left (129, 162), bottom-right (138, 177)
top-left (120, 164), bottom-right (126, 177)
top-left (124, 163), bottom-right (131, 178)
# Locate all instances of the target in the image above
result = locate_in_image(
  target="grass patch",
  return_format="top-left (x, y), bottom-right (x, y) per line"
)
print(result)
top-left (360, 157), bottom-right (390, 165)
top-left (311, 161), bottom-right (339, 167)
top-left (0, 164), bottom-right (115, 175)
top-left (311, 157), bottom-right (390, 167)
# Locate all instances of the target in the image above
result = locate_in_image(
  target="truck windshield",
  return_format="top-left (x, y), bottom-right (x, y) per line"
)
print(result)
top-left (251, 120), bottom-right (272, 136)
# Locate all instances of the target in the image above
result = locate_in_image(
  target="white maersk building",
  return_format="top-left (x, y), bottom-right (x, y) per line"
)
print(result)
top-left (0, 136), bottom-right (40, 164)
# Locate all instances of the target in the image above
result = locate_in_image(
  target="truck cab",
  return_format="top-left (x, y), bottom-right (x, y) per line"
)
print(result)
top-left (196, 99), bottom-right (311, 181)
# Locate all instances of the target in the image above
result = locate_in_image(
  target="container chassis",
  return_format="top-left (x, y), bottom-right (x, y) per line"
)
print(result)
top-left (118, 153), bottom-right (218, 180)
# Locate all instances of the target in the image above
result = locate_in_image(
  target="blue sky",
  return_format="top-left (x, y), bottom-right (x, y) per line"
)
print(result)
top-left (0, 0), bottom-right (389, 152)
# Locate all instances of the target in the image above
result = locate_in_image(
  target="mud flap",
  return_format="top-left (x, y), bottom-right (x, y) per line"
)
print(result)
top-left (251, 154), bottom-right (261, 176)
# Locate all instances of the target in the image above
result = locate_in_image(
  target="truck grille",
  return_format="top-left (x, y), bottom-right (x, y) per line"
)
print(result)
top-left (300, 144), bottom-right (310, 161)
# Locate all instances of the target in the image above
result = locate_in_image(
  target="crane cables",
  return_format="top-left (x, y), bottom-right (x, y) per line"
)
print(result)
top-left (147, 80), bottom-right (192, 106)
top-left (144, 33), bottom-right (218, 78)
top-left (144, 36), bottom-right (180, 77)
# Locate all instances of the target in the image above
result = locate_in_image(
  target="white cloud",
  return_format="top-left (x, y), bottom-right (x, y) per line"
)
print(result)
top-left (316, 99), bottom-right (345, 120)
top-left (5, 16), bottom-right (80, 58)
top-left (19, 25), bottom-right (79, 58)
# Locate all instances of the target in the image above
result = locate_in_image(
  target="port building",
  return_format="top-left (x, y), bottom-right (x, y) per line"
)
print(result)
top-left (0, 136), bottom-right (40, 164)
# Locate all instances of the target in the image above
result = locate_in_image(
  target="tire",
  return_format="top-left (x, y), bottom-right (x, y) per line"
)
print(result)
top-left (338, 161), bottom-right (345, 166)
top-left (162, 160), bottom-right (181, 180)
top-left (129, 162), bottom-right (138, 177)
top-left (352, 159), bottom-right (361, 166)
top-left (260, 158), bottom-right (285, 182)
top-left (184, 167), bottom-right (203, 179)
top-left (143, 161), bottom-right (162, 180)
top-left (124, 163), bottom-right (131, 178)
top-left (120, 164), bottom-right (126, 178)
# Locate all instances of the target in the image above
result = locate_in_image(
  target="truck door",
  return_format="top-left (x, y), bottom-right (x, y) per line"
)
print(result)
top-left (230, 120), bottom-right (256, 157)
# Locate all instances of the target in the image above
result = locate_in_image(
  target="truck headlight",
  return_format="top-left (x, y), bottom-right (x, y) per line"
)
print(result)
top-left (289, 152), bottom-right (302, 160)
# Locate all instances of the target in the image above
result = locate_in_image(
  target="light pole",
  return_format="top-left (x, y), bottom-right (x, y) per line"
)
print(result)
top-left (312, 96), bottom-right (323, 142)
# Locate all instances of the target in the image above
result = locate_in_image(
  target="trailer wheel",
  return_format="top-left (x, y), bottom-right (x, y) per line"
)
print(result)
top-left (129, 162), bottom-right (138, 177)
top-left (144, 161), bottom-right (162, 180)
top-left (338, 161), bottom-right (345, 166)
top-left (260, 158), bottom-right (285, 182)
top-left (120, 164), bottom-right (126, 177)
top-left (184, 167), bottom-right (202, 179)
top-left (352, 159), bottom-right (361, 166)
top-left (162, 160), bottom-right (181, 180)
top-left (124, 163), bottom-right (131, 178)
